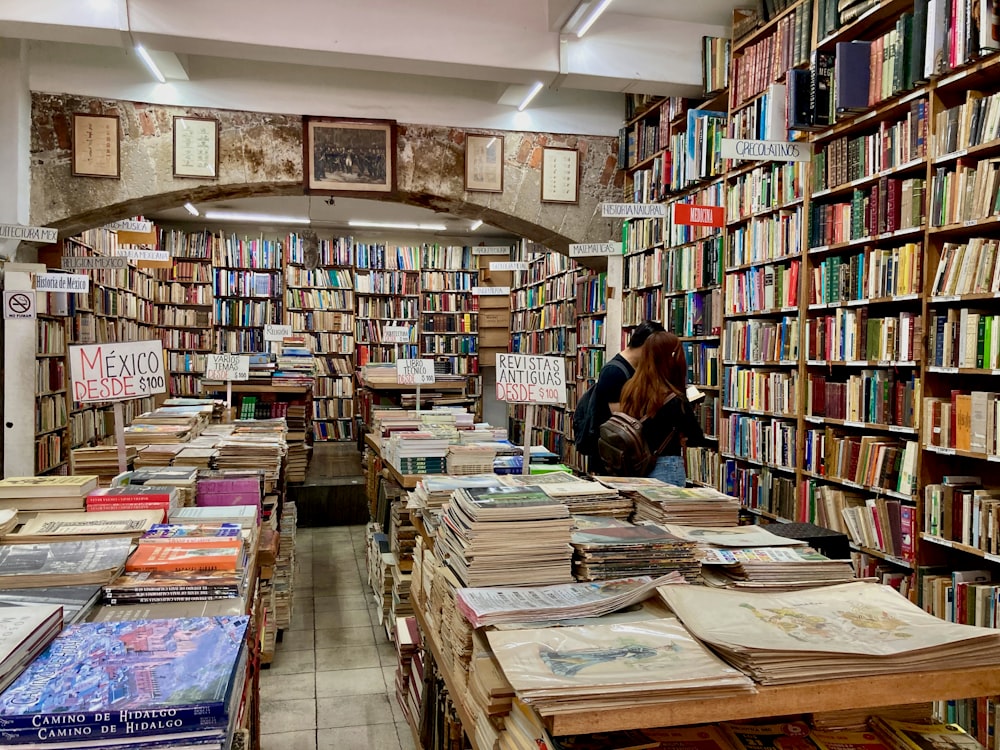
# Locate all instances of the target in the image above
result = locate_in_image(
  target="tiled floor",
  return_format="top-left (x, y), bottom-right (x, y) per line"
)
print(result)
top-left (260, 526), bottom-right (418, 750)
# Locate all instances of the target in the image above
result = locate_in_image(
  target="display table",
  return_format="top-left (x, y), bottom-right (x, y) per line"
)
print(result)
top-left (365, 432), bottom-right (422, 489)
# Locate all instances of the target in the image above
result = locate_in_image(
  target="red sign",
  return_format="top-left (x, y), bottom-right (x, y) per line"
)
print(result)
top-left (674, 204), bottom-right (725, 227)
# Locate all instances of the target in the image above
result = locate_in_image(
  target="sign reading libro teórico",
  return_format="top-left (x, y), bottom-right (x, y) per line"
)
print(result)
top-left (69, 340), bottom-right (166, 402)
top-left (496, 353), bottom-right (566, 404)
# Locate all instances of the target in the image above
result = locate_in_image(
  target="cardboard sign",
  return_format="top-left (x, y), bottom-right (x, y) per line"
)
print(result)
top-left (601, 203), bottom-right (668, 218)
top-left (69, 340), bottom-right (166, 402)
top-left (114, 248), bottom-right (169, 262)
top-left (496, 353), bottom-right (567, 404)
top-left (263, 324), bottom-right (292, 341)
top-left (396, 359), bottom-right (435, 385)
top-left (569, 242), bottom-right (619, 257)
top-left (472, 246), bottom-right (513, 256)
top-left (0, 224), bottom-right (58, 244)
top-left (720, 138), bottom-right (813, 162)
top-left (105, 219), bottom-right (153, 233)
top-left (35, 273), bottom-right (90, 294)
top-left (61, 255), bottom-right (127, 270)
top-left (489, 261), bottom-right (529, 271)
top-left (3, 291), bottom-right (35, 320)
top-left (472, 286), bottom-right (510, 296)
top-left (382, 325), bottom-right (412, 343)
top-left (674, 204), bottom-right (726, 227)
top-left (205, 354), bottom-right (250, 381)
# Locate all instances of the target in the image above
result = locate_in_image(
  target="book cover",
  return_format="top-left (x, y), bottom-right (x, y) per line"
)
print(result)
top-left (12, 510), bottom-right (163, 539)
top-left (0, 616), bottom-right (249, 737)
top-left (141, 524), bottom-right (243, 542)
top-left (126, 541), bottom-right (242, 573)
top-left (723, 721), bottom-right (818, 750)
top-left (835, 42), bottom-right (872, 112)
top-left (0, 586), bottom-right (102, 625)
top-left (0, 539), bottom-right (132, 584)
top-left (811, 730), bottom-right (890, 750)
top-left (0, 476), bottom-right (97, 500)
top-left (871, 717), bottom-right (984, 750)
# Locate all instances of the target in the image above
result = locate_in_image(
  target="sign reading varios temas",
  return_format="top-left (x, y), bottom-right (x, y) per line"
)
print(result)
top-left (719, 138), bottom-right (813, 163)
top-left (69, 340), bottom-right (166, 402)
top-left (205, 354), bottom-right (250, 381)
top-left (496, 353), bottom-right (567, 404)
top-left (396, 359), bottom-right (435, 385)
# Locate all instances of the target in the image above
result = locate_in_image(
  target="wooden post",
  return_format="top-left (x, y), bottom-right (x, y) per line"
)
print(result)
top-left (522, 403), bottom-right (535, 475)
top-left (226, 378), bottom-right (232, 410)
top-left (113, 401), bottom-right (127, 475)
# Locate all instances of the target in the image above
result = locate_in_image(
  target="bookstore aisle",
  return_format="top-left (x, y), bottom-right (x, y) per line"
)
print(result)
top-left (259, 525), bottom-right (417, 750)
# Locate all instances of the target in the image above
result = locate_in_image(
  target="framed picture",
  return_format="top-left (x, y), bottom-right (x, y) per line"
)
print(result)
top-left (304, 117), bottom-right (397, 194)
top-left (540, 146), bottom-right (580, 204)
top-left (465, 133), bottom-right (504, 192)
top-left (173, 116), bottom-right (219, 179)
top-left (72, 114), bottom-right (120, 179)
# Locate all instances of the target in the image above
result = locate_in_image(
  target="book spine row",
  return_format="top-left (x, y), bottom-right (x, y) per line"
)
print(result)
top-left (723, 367), bottom-right (798, 415)
top-left (624, 217), bottom-right (664, 252)
top-left (213, 300), bottom-right (278, 327)
top-left (932, 238), bottom-right (1000, 296)
top-left (285, 289), bottom-right (354, 312)
top-left (214, 236), bottom-right (282, 269)
top-left (421, 293), bottom-right (478, 313)
top-left (154, 281), bottom-right (211, 305)
top-left (665, 237), bottom-right (722, 291)
top-left (723, 317), bottom-right (800, 363)
top-left (724, 259), bottom-right (800, 313)
top-left (285, 267), bottom-right (353, 288)
top-left (421, 314), bottom-right (477, 333)
top-left (725, 461), bottom-right (798, 518)
top-left (685, 342), bottom-right (721, 387)
top-left (314, 399), bottom-right (354, 419)
top-left (666, 290), bottom-right (722, 337)
top-left (730, 2), bottom-right (812, 109)
top-left (165, 261), bottom-right (212, 283)
top-left (419, 246), bottom-right (475, 269)
top-left (726, 162), bottom-right (803, 222)
top-left (420, 271), bottom-right (478, 292)
top-left (805, 429), bottom-right (919, 494)
top-left (214, 328), bottom-right (265, 354)
top-left (806, 311), bottom-right (922, 362)
top-left (625, 247), bottom-right (663, 289)
top-left (155, 307), bottom-right (211, 328)
top-left (687, 444), bottom-right (722, 486)
top-left (355, 243), bottom-right (421, 271)
top-left (923, 391), bottom-right (1000, 455)
top-left (807, 371), bottom-right (921, 427)
top-left (721, 415), bottom-right (798, 468)
top-left (929, 162), bottom-right (1000, 227)
top-left (728, 209), bottom-right (803, 266)
top-left (622, 288), bottom-right (663, 328)
top-left (809, 178), bottom-right (926, 247)
top-left (355, 271), bottom-right (420, 295)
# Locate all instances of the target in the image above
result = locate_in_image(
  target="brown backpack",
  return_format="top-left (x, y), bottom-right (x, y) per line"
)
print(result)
top-left (597, 394), bottom-right (677, 476)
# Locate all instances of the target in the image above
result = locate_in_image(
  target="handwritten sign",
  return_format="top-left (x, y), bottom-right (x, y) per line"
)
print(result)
top-left (674, 204), bottom-right (725, 227)
top-left (489, 261), bottom-right (529, 271)
top-left (114, 248), bottom-right (169, 262)
top-left (105, 219), bottom-right (153, 233)
top-left (496, 353), bottom-right (567, 404)
top-left (472, 286), bottom-right (510, 296)
top-left (382, 325), bottom-right (412, 343)
top-left (0, 224), bottom-right (57, 244)
top-left (205, 354), bottom-right (250, 381)
top-left (601, 203), bottom-right (668, 218)
top-left (35, 273), bottom-right (89, 294)
top-left (69, 340), bottom-right (166, 402)
top-left (396, 359), bottom-right (435, 385)
top-left (720, 138), bottom-right (813, 162)
top-left (263, 324), bottom-right (292, 341)
top-left (569, 242), bottom-right (619, 257)
top-left (61, 255), bottom-right (127, 270)
top-left (472, 246), bottom-right (513, 256)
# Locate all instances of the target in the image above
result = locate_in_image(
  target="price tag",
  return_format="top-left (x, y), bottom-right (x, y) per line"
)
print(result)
top-left (69, 340), bottom-right (166, 402)
top-left (382, 325), bottom-right (412, 343)
top-left (496, 353), bottom-right (566, 404)
top-left (396, 359), bottom-right (435, 385)
top-left (937, 447), bottom-right (956, 455)
top-left (205, 354), bottom-right (250, 381)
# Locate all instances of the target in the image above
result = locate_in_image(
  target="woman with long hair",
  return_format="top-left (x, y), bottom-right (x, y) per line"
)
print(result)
top-left (617, 331), bottom-right (705, 486)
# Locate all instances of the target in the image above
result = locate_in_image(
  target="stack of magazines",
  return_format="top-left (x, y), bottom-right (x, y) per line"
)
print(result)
top-left (633, 486), bottom-right (741, 526)
top-left (570, 516), bottom-right (700, 582)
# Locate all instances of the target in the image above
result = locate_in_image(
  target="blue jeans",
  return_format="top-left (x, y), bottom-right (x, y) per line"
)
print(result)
top-left (649, 455), bottom-right (686, 486)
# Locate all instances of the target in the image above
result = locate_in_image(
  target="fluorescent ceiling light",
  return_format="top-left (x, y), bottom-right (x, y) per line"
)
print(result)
top-left (470, 220), bottom-right (483, 231)
top-left (183, 202), bottom-right (199, 216)
top-left (576, 0), bottom-right (615, 37)
top-left (348, 221), bottom-right (447, 231)
top-left (518, 82), bottom-right (544, 111)
top-left (135, 44), bottom-right (166, 84)
top-left (203, 210), bottom-right (311, 225)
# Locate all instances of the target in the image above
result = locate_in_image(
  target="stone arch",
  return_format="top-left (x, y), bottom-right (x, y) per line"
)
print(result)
top-left (30, 94), bottom-right (623, 254)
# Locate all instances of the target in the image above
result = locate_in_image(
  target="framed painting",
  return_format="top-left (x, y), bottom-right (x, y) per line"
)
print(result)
top-left (465, 133), bottom-right (504, 192)
top-left (304, 117), bottom-right (397, 194)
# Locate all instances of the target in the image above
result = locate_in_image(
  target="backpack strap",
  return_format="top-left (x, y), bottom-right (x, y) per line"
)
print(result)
top-left (606, 358), bottom-right (630, 378)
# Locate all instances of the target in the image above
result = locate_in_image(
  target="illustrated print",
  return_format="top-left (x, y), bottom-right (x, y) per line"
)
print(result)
top-left (539, 639), bottom-right (678, 677)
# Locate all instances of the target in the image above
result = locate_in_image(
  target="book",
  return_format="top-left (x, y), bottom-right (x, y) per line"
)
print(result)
top-left (0, 539), bottom-right (132, 588)
top-left (0, 605), bottom-right (63, 694)
top-left (126, 540), bottom-right (243, 573)
top-left (8, 510), bottom-right (164, 541)
top-left (0, 476), bottom-right (97, 511)
top-left (0, 585), bottom-right (103, 625)
top-left (835, 42), bottom-right (873, 113)
top-left (871, 717), bottom-right (985, 750)
top-left (140, 523), bottom-right (243, 542)
top-left (723, 720), bottom-right (818, 750)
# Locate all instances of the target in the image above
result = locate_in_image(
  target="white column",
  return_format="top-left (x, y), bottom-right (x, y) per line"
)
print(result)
top-left (605, 254), bottom-right (623, 359)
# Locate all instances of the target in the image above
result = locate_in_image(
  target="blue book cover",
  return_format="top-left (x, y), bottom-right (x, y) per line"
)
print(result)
top-left (0, 616), bottom-right (248, 741)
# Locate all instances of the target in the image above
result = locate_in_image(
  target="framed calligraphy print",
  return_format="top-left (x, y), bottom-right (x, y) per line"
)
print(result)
top-left (173, 116), bottom-right (219, 179)
top-left (540, 147), bottom-right (579, 204)
top-left (72, 114), bottom-right (120, 179)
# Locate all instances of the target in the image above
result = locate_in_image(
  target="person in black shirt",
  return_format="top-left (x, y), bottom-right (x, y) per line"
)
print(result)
top-left (618, 331), bottom-right (705, 486)
top-left (587, 321), bottom-right (664, 473)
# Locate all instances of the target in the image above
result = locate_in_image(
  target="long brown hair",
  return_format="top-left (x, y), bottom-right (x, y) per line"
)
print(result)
top-left (619, 331), bottom-right (687, 419)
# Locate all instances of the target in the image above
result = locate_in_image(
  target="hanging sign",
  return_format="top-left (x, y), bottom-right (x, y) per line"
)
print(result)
top-left (35, 273), bottom-right (90, 293)
top-left (720, 138), bottom-right (813, 162)
top-left (263, 324), bottom-right (292, 341)
top-left (382, 325), bottom-right (412, 343)
top-left (0, 224), bottom-right (58, 244)
top-left (489, 262), bottom-right (529, 271)
top-left (674, 204), bottom-right (726, 227)
top-left (601, 203), bottom-right (668, 218)
top-left (396, 359), bottom-right (435, 385)
top-left (569, 242), bottom-right (620, 258)
top-left (105, 219), bottom-right (153, 233)
top-left (114, 248), bottom-right (169, 262)
top-left (496, 353), bottom-right (567, 404)
top-left (69, 340), bottom-right (166, 402)
top-left (472, 286), bottom-right (510, 296)
top-left (472, 246), bottom-right (513, 256)
top-left (205, 354), bottom-right (250, 381)
top-left (61, 255), bottom-right (127, 270)
top-left (3, 291), bottom-right (36, 320)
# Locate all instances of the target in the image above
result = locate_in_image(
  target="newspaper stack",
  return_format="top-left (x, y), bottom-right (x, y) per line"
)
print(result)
top-left (593, 476), bottom-right (670, 501)
top-left (215, 428), bottom-right (287, 487)
top-left (659, 581), bottom-right (1000, 684)
top-left (502, 474), bottom-right (633, 518)
top-left (435, 485), bottom-right (573, 587)
top-left (487, 618), bottom-right (755, 715)
top-left (72, 446), bottom-right (138, 484)
top-left (173, 446), bottom-right (217, 469)
top-left (570, 517), bottom-right (700, 582)
top-left (409, 475), bottom-right (505, 512)
top-left (134, 445), bottom-right (184, 467)
top-left (634, 486), bottom-right (741, 526)
top-left (273, 500), bottom-right (296, 630)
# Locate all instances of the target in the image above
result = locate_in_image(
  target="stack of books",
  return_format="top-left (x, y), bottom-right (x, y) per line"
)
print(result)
top-left (0, 475), bottom-right (98, 513)
top-left (0, 605), bottom-right (64, 693)
top-left (538, 480), bottom-right (632, 519)
top-left (409, 475), bottom-right (505, 512)
top-left (134, 444), bottom-right (184, 467)
top-left (633, 486), bottom-right (742, 526)
top-left (216, 423), bottom-right (287, 486)
top-left (174, 446), bottom-right (218, 468)
top-left (196, 470), bottom-right (262, 520)
top-left (71, 446), bottom-right (137, 484)
top-left (123, 465), bottom-right (199, 507)
top-left (85, 484), bottom-right (180, 520)
top-left (384, 431), bottom-right (450, 475)
top-left (699, 546), bottom-right (857, 590)
top-left (274, 500), bottom-right (297, 630)
top-left (273, 336), bottom-right (316, 386)
top-left (0, 616), bottom-right (250, 750)
top-left (3, 509), bottom-right (164, 543)
top-left (0, 538), bottom-right (132, 588)
top-left (170, 505), bottom-right (258, 530)
top-left (570, 516), bottom-right (700, 582)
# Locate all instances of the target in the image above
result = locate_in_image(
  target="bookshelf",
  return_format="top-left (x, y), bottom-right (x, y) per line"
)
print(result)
top-left (212, 234), bottom-right (284, 353)
top-left (285, 235), bottom-right (356, 442)
top-left (34, 294), bottom-right (70, 475)
top-left (574, 270), bottom-right (608, 472)
top-left (354, 243), bottom-right (420, 365)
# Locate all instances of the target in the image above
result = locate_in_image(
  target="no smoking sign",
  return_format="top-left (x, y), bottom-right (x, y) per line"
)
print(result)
top-left (3, 291), bottom-right (36, 320)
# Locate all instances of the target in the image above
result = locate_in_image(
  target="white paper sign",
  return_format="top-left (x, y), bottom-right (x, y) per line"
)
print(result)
top-left (61, 255), bottom-right (127, 270)
top-left (396, 359), bottom-right (435, 385)
top-left (720, 138), bottom-right (813, 162)
top-left (601, 203), bottom-right (668, 218)
top-left (472, 246), bottom-right (513, 256)
top-left (263, 324), bottom-right (293, 341)
top-left (496, 353), bottom-right (567, 404)
top-left (569, 242), bottom-right (620, 258)
top-left (114, 248), bottom-right (169, 262)
top-left (489, 262), bottom-right (529, 271)
top-left (105, 219), bottom-right (153, 233)
top-left (472, 286), bottom-right (511, 296)
top-left (382, 325), bottom-right (412, 343)
top-left (69, 340), bottom-right (166, 402)
top-left (0, 224), bottom-right (58, 244)
top-left (35, 273), bottom-right (90, 294)
top-left (3, 291), bottom-right (36, 320)
top-left (205, 354), bottom-right (250, 381)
